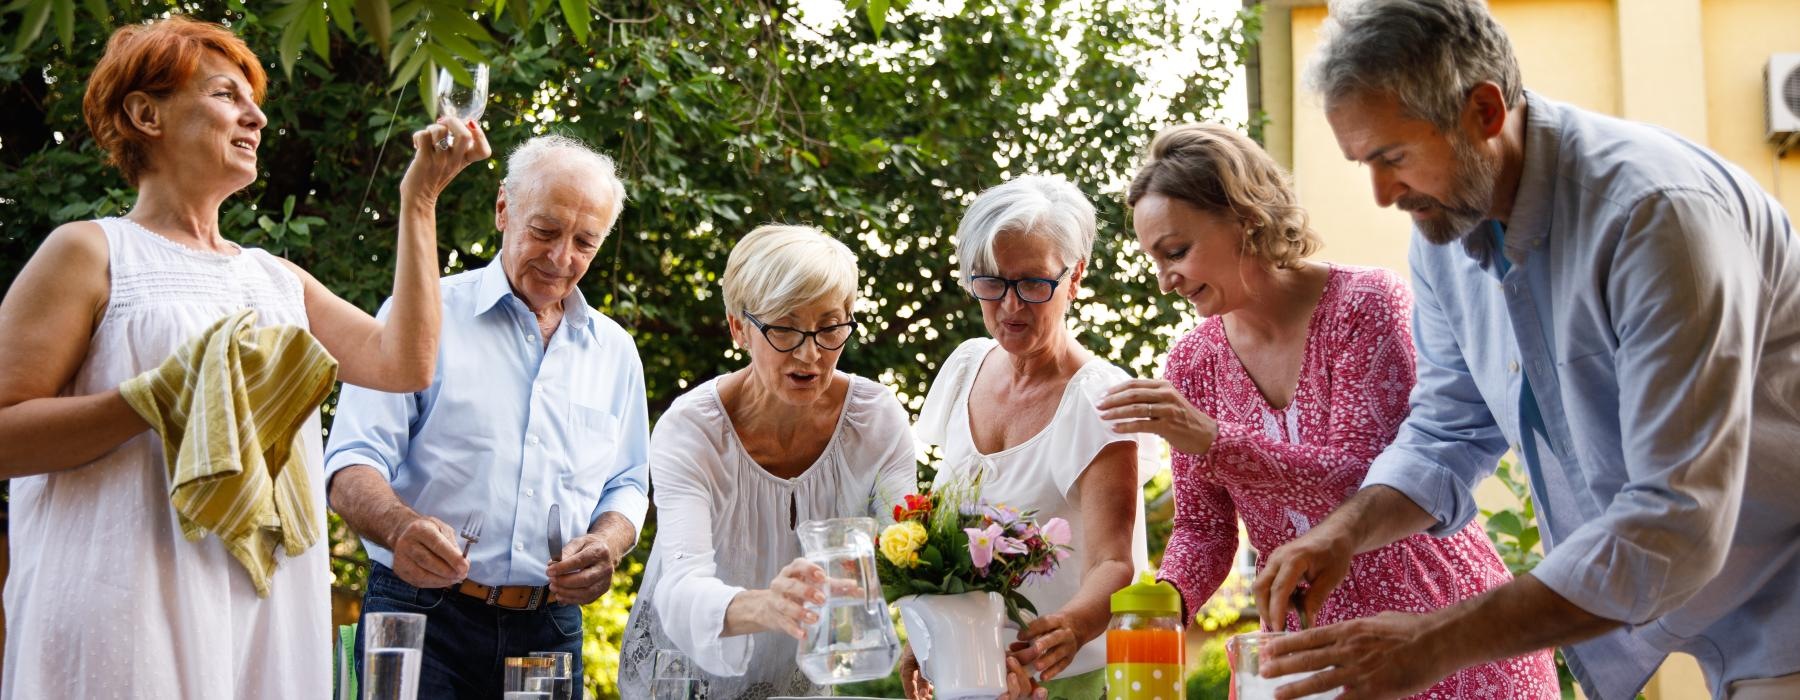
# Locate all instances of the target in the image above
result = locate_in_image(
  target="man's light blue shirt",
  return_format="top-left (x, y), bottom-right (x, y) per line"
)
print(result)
top-left (1364, 92), bottom-right (1800, 699)
top-left (326, 258), bottom-right (651, 587)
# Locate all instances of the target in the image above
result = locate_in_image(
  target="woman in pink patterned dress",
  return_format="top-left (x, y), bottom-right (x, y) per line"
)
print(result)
top-left (1097, 123), bottom-right (1558, 698)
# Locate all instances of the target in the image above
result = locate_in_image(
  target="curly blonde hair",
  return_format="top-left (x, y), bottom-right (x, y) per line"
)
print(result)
top-left (1126, 123), bottom-right (1321, 269)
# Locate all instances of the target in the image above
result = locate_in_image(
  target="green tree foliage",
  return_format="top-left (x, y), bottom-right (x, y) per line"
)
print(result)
top-left (2, 0), bottom-right (1252, 696)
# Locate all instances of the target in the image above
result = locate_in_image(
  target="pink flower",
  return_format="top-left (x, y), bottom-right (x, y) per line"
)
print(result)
top-left (995, 536), bottom-right (1028, 557)
top-left (1040, 517), bottom-right (1072, 548)
top-left (965, 523), bottom-right (1003, 571)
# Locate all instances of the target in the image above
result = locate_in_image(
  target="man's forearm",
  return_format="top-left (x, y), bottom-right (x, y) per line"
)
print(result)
top-left (589, 510), bottom-right (639, 556)
top-left (1330, 485), bottom-right (1441, 554)
top-left (328, 465), bottom-right (423, 550)
top-left (1429, 573), bottom-right (1621, 670)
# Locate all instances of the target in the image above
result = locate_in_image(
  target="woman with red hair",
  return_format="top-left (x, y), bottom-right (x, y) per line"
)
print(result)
top-left (0, 16), bottom-right (487, 698)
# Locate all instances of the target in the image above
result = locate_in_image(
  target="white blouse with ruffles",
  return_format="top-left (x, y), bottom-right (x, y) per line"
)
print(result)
top-left (618, 373), bottom-right (916, 700)
top-left (914, 337), bottom-right (1157, 680)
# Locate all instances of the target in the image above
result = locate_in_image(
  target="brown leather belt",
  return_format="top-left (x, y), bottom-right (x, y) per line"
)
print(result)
top-left (453, 580), bottom-right (556, 611)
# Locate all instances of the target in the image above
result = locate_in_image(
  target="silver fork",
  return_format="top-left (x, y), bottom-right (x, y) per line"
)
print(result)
top-left (458, 512), bottom-right (484, 558)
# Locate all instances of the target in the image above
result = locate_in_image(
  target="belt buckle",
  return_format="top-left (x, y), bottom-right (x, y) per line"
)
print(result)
top-left (484, 584), bottom-right (501, 606)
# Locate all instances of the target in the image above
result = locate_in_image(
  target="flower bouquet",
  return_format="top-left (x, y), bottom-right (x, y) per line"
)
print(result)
top-left (874, 464), bottom-right (1073, 698)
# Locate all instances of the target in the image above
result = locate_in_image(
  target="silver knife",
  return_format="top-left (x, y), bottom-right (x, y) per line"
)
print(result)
top-left (547, 503), bottom-right (563, 564)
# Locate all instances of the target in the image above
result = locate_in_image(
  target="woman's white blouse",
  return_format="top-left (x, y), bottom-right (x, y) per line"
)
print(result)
top-left (618, 373), bottom-right (916, 700)
top-left (914, 337), bottom-right (1157, 679)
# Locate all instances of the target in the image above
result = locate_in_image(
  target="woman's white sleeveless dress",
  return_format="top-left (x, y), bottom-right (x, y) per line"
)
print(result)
top-left (2, 217), bottom-right (332, 699)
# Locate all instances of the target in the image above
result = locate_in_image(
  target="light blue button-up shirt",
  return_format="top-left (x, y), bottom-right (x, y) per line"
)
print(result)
top-left (1363, 92), bottom-right (1800, 699)
top-left (325, 258), bottom-right (651, 587)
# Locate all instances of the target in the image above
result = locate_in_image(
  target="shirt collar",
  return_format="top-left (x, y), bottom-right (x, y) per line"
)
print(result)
top-left (1460, 90), bottom-right (1563, 271)
top-left (472, 256), bottom-right (594, 332)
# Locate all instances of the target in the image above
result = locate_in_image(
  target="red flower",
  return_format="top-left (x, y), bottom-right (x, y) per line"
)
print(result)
top-left (894, 493), bottom-right (933, 522)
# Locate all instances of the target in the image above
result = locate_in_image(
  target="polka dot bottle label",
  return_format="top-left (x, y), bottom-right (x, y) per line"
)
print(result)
top-left (1106, 629), bottom-right (1184, 699)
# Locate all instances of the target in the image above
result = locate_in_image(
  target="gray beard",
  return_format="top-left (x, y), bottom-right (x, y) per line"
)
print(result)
top-left (1402, 136), bottom-right (1499, 246)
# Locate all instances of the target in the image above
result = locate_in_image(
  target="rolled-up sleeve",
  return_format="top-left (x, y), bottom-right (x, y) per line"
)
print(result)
top-left (1362, 238), bottom-right (1509, 537)
top-left (1531, 192), bottom-right (1752, 624)
top-left (591, 351), bottom-right (652, 538)
top-left (324, 301), bottom-right (420, 486)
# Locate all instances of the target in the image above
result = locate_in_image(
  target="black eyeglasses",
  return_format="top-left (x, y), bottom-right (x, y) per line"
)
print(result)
top-left (742, 311), bottom-right (858, 353)
top-left (967, 267), bottom-right (1069, 304)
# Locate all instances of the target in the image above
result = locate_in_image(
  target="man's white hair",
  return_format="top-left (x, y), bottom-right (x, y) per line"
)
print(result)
top-left (502, 134), bottom-right (628, 235)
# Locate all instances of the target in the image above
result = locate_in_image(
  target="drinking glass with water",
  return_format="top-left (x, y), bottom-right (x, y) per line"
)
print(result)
top-left (504, 656), bottom-right (557, 700)
top-left (651, 649), bottom-right (708, 700)
top-left (361, 612), bottom-right (426, 700)
top-left (528, 651), bottom-right (575, 700)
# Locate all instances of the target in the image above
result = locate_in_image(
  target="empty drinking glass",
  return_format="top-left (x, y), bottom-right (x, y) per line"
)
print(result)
top-left (361, 612), bottom-right (426, 700)
top-left (529, 651), bottom-right (575, 700)
top-left (651, 649), bottom-right (708, 700)
top-left (504, 656), bottom-right (556, 700)
top-left (1227, 631), bottom-right (1339, 700)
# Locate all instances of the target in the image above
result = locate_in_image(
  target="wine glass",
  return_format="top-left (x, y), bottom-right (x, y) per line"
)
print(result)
top-left (431, 59), bottom-right (488, 151)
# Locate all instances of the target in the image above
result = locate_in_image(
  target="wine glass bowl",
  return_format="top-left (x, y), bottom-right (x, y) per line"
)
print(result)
top-left (432, 60), bottom-right (488, 151)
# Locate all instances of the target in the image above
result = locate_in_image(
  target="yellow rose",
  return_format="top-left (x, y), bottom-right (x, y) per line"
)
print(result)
top-left (880, 520), bottom-right (928, 568)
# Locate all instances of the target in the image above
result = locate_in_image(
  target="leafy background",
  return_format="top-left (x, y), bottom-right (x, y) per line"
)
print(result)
top-left (2, 0), bottom-right (1255, 696)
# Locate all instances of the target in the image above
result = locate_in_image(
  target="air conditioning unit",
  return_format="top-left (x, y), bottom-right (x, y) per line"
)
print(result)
top-left (1766, 53), bottom-right (1800, 150)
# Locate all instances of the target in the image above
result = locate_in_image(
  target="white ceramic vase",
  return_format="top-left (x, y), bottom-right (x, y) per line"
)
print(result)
top-left (895, 591), bottom-right (1012, 700)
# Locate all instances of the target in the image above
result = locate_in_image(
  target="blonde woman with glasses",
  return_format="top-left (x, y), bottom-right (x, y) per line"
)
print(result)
top-left (618, 224), bottom-right (915, 700)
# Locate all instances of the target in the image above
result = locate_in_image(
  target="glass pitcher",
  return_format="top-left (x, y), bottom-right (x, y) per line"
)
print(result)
top-left (794, 517), bottom-right (902, 685)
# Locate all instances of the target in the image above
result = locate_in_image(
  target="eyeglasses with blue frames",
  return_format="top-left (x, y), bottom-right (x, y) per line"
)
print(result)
top-left (742, 312), bottom-right (858, 353)
top-left (967, 267), bottom-right (1069, 304)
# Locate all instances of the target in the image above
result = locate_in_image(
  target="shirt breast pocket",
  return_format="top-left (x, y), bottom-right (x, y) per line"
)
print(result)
top-left (564, 403), bottom-right (620, 498)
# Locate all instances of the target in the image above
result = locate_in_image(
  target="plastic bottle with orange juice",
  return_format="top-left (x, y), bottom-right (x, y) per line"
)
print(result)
top-left (1105, 572), bottom-right (1185, 700)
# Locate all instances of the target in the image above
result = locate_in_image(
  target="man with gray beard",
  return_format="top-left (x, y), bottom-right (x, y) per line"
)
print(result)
top-left (1249, 1), bottom-right (1800, 699)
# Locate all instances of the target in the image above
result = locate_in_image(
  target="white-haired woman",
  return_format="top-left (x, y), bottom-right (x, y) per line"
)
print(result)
top-left (908, 175), bottom-right (1154, 700)
top-left (618, 225), bottom-right (916, 699)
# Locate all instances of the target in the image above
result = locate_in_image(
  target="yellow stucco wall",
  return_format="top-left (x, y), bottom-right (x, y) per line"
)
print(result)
top-left (1703, 0), bottom-right (1800, 217)
top-left (1271, 0), bottom-right (1800, 696)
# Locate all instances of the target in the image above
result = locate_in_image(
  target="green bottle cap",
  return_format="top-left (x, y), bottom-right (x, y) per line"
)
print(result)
top-left (1111, 571), bottom-right (1181, 614)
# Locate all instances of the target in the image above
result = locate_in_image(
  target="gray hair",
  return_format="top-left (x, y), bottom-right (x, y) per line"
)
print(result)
top-left (955, 175), bottom-right (1097, 288)
top-left (1306, 0), bottom-right (1523, 132)
top-left (502, 134), bottom-right (628, 235)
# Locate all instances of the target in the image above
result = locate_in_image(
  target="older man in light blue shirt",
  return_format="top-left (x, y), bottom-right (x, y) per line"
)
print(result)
top-left (326, 135), bottom-right (649, 700)
top-left (1251, 2), bottom-right (1800, 700)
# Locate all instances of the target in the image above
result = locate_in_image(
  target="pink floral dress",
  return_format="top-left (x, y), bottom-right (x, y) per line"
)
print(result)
top-left (1157, 265), bottom-right (1559, 699)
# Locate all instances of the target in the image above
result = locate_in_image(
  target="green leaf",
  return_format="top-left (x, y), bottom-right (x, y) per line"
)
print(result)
top-left (307, 4), bottom-right (331, 65)
top-left (354, 0), bottom-right (393, 56)
top-left (326, 0), bottom-right (352, 35)
top-left (426, 44), bottom-right (469, 85)
top-left (12, 0), bottom-right (52, 53)
top-left (257, 215), bottom-right (278, 231)
top-left (389, 39), bottom-right (431, 91)
top-left (431, 29), bottom-right (488, 67)
top-left (1486, 510), bottom-right (1523, 539)
top-left (79, 0), bottom-right (105, 27)
top-left (277, 12), bottom-right (308, 78)
top-left (557, 0), bottom-right (589, 46)
top-left (387, 31), bottom-right (420, 73)
top-left (53, 0), bottom-right (72, 52)
top-left (282, 194), bottom-right (296, 219)
top-left (865, 0), bottom-right (888, 38)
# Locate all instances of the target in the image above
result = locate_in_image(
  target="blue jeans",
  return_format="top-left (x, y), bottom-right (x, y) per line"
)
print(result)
top-left (356, 562), bottom-right (584, 700)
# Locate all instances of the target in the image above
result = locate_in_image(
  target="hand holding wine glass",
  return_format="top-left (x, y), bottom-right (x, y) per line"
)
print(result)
top-left (399, 60), bottom-right (491, 206)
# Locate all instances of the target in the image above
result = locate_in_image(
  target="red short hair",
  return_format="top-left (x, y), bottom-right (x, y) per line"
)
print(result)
top-left (82, 16), bottom-right (267, 186)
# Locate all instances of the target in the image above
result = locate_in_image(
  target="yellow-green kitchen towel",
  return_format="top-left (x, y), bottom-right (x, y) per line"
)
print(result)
top-left (120, 308), bottom-right (339, 596)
